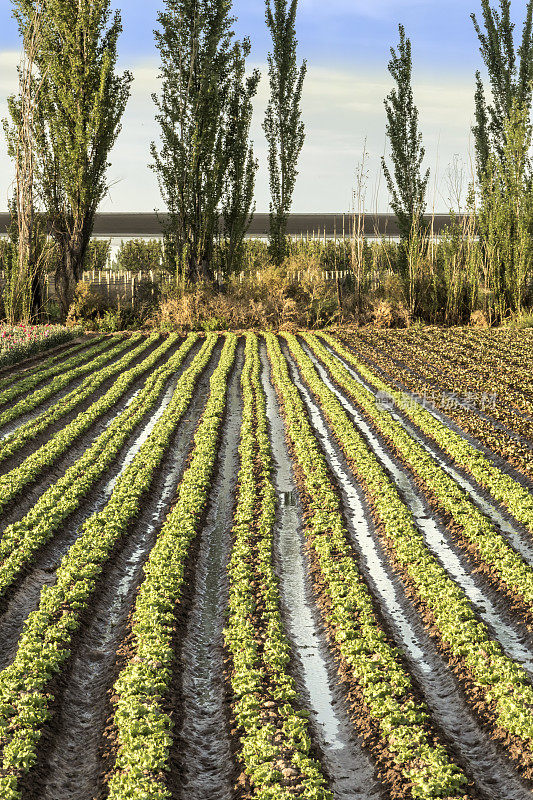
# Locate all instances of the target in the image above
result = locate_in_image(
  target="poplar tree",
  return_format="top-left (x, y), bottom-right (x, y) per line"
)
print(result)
top-left (152, 0), bottom-right (245, 283)
top-left (381, 25), bottom-right (429, 244)
top-left (263, 0), bottom-right (307, 266)
top-left (471, 0), bottom-right (533, 181)
top-left (221, 39), bottom-right (260, 274)
top-left (9, 0), bottom-right (132, 317)
top-left (3, 8), bottom-right (46, 322)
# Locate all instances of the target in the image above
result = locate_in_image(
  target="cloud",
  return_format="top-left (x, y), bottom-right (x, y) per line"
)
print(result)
top-left (0, 55), bottom-right (475, 214)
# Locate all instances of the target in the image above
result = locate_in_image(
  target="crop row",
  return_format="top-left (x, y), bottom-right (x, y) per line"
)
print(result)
top-left (284, 333), bottom-right (533, 774)
top-left (302, 333), bottom-right (533, 618)
top-left (106, 333), bottom-right (237, 800)
top-left (0, 335), bottom-right (219, 799)
top-left (224, 334), bottom-right (331, 799)
top-left (0, 333), bottom-right (196, 598)
top-left (390, 328), bottom-right (533, 395)
top-left (265, 333), bottom-right (469, 800)
top-left (386, 329), bottom-right (533, 421)
top-left (0, 333), bottom-right (152, 467)
top-left (0, 334), bottom-right (122, 427)
top-left (323, 334), bottom-right (533, 539)
top-left (451, 328), bottom-right (533, 367)
top-left (338, 331), bottom-right (533, 479)
top-left (0, 333), bottom-right (177, 515)
top-left (0, 336), bottom-right (103, 394)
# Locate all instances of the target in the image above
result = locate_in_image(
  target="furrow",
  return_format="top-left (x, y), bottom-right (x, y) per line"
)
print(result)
top-left (0, 334), bottom-right (198, 600)
top-left (301, 334), bottom-right (533, 626)
top-left (277, 341), bottom-right (531, 799)
top-left (281, 333), bottom-right (533, 779)
top-left (261, 342), bottom-right (383, 800)
top-left (104, 334), bottom-right (237, 800)
top-left (324, 334), bottom-right (533, 538)
top-left (0, 335), bottom-right (219, 799)
top-left (0, 333), bottom-right (157, 471)
top-left (265, 332), bottom-right (471, 800)
top-left (30, 342), bottom-right (225, 800)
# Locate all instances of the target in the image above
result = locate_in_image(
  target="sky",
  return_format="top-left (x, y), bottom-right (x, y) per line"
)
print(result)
top-left (0, 1), bottom-right (529, 213)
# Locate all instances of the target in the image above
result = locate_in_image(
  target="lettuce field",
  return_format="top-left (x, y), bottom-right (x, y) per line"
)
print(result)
top-left (0, 328), bottom-right (532, 800)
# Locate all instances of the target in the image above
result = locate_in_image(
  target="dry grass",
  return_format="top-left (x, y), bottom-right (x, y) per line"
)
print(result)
top-left (151, 260), bottom-right (344, 331)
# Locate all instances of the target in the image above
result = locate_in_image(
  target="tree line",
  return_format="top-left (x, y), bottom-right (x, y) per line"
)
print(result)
top-left (3, 0), bottom-right (533, 324)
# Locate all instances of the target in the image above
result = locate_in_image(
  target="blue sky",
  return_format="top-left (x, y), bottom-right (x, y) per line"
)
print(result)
top-left (0, 1), bottom-right (530, 212)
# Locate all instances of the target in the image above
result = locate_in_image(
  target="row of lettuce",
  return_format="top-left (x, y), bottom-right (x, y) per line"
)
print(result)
top-left (0, 334), bottom-right (116, 428)
top-left (0, 331), bottom-right (531, 798)
top-left (0, 335), bottom-right (219, 798)
top-left (264, 333), bottom-right (470, 799)
top-left (325, 332), bottom-right (533, 536)
top-left (0, 333), bottom-right (151, 467)
top-left (0, 333), bottom-right (200, 598)
top-left (107, 334), bottom-right (237, 799)
top-left (337, 329), bottom-right (533, 481)
top-left (283, 333), bottom-right (533, 773)
top-left (303, 334), bottom-right (533, 618)
top-left (223, 335), bottom-right (331, 799)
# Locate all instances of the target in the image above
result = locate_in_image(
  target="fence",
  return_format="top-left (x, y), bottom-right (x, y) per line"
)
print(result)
top-left (0, 267), bottom-right (380, 307)
top-left (0, 269), bottom-right (174, 307)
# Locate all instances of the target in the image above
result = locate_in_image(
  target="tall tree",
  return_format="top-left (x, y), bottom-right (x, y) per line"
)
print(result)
top-left (381, 24), bottom-right (429, 244)
top-left (471, 0), bottom-right (533, 181)
top-left (477, 100), bottom-right (533, 320)
top-left (152, 0), bottom-right (244, 283)
top-left (263, 0), bottom-right (306, 266)
top-left (10, 0), bottom-right (132, 316)
top-left (3, 7), bottom-right (46, 322)
top-left (221, 39), bottom-right (260, 275)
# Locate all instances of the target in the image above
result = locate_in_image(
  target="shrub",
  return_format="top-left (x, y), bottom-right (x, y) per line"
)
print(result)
top-left (113, 239), bottom-right (163, 272)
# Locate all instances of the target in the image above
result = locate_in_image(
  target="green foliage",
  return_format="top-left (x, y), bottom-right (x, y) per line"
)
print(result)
top-left (310, 333), bottom-right (533, 612)
top-left (83, 241), bottom-right (111, 272)
top-left (267, 333), bottom-right (469, 799)
top-left (223, 334), bottom-right (332, 799)
top-left (9, 0), bottom-right (132, 316)
top-left (436, 214), bottom-right (480, 325)
top-left (477, 101), bottom-right (533, 320)
top-left (113, 238), bottom-right (163, 272)
top-left (108, 335), bottom-right (235, 799)
top-left (471, 0), bottom-right (533, 180)
top-left (286, 331), bottom-right (533, 770)
top-left (381, 25), bottom-right (429, 244)
top-left (152, 0), bottom-right (257, 282)
top-left (221, 39), bottom-right (260, 274)
top-left (0, 335), bottom-right (212, 799)
top-left (263, 0), bottom-right (307, 265)
top-left (65, 281), bottom-right (106, 327)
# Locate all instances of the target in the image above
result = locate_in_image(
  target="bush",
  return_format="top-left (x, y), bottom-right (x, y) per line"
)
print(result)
top-left (66, 282), bottom-right (107, 328)
top-left (83, 240), bottom-right (111, 272)
top-left (113, 239), bottom-right (163, 273)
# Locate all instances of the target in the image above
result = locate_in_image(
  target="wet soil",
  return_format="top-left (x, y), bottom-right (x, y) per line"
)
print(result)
top-left (17, 343), bottom-right (223, 800)
top-left (321, 338), bottom-right (533, 561)
top-left (335, 335), bottom-right (533, 494)
top-left (0, 339), bottom-right (207, 671)
top-left (300, 343), bottom-right (533, 673)
top-left (0, 337), bottom-right (189, 531)
top-left (0, 336), bottom-right (155, 447)
top-left (0, 336), bottom-right (163, 475)
top-left (261, 345), bottom-right (383, 800)
top-left (282, 343), bottom-right (533, 800)
top-left (169, 344), bottom-right (243, 800)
